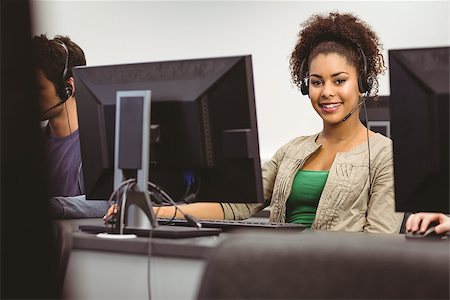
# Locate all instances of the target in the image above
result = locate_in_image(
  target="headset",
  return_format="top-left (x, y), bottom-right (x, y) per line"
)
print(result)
top-left (41, 40), bottom-right (73, 118)
top-left (55, 40), bottom-right (73, 103)
top-left (299, 43), bottom-right (373, 96)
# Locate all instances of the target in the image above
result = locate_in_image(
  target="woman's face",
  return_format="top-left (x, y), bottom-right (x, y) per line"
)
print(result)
top-left (308, 53), bottom-right (361, 125)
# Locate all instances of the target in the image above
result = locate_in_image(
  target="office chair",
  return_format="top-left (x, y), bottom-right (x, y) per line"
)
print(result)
top-left (197, 230), bottom-right (449, 299)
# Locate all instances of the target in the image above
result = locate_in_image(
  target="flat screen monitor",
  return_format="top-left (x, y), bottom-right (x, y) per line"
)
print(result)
top-left (73, 55), bottom-right (264, 205)
top-left (389, 47), bottom-right (449, 213)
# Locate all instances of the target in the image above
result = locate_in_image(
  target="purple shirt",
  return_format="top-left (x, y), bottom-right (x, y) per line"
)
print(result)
top-left (44, 126), bottom-right (82, 197)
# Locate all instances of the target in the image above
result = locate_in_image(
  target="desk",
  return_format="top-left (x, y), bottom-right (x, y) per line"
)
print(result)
top-left (61, 220), bottom-right (449, 300)
top-left (61, 219), bottom-right (223, 300)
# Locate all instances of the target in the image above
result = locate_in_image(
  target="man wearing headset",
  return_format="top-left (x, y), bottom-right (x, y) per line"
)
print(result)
top-left (32, 35), bottom-right (84, 197)
top-left (32, 35), bottom-right (109, 218)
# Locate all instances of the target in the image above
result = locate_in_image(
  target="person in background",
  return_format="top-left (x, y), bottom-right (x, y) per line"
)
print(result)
top-left (32, 34), bottom-right (109, 218)
top-left (406, 213), bottom-right (450, 234)
top-left (32, 34), bottom-right (85, 197)
top-left (105, 12), bottom-right (403, 233)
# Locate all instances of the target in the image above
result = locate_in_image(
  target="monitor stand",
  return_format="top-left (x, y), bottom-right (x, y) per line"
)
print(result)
top-left (94, 90), bottom-right (220, 239)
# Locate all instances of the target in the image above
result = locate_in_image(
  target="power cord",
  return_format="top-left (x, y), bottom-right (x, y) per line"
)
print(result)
top-left (147, 180), bottom-right (202, 228)
top-left (107, 178), bottom-right (202, 229)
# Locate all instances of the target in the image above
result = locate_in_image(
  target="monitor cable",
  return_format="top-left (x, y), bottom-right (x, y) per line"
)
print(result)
top-left (105, 178), bottom-right (154, 299)
top-left (148, 181), bottom-right (202, 228)
top-left (147, 227), bottom-right (153, 300)
top-left (180, 170), bottom-right (201, 204)
top-left (107, 178), bottom-right (202, 229)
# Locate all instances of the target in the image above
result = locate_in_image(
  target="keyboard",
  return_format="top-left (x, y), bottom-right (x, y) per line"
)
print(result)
top-left (79, 218), bottom-right (305, 239)
top-left (157, 218), bottom-right (306, 231)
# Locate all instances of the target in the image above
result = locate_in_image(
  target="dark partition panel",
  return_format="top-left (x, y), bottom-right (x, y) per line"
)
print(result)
top-left (1, 0), bottom-right (60, 298)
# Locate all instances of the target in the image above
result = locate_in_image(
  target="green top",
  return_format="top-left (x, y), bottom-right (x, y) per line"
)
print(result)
top-left (285, 170), bottom-right (329, 228)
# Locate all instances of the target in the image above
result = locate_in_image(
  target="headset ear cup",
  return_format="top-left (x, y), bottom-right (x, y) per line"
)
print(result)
top-left (60, 82), bottom-right (73, 102)
top-left (366, 76), bottom-right (374, 93)
top-left (358, 74), bottom-right (374, 94)
top-left (300, 79), bottom-right (309, 96)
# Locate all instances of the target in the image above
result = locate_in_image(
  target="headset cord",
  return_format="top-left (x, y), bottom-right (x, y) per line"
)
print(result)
top-left (63, 102), bottom-right (81, 195)
top-left (362, 94), bottom-right (372, 198)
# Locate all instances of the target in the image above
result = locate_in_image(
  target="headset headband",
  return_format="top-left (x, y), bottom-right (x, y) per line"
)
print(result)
top-left (55, 40), bottom-right (69, 81)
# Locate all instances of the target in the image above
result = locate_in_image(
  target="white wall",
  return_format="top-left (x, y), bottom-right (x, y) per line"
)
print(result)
top-left (31, 0), bottom-right (449, 160)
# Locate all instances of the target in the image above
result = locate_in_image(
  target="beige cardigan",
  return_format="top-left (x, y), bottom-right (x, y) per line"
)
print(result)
top-left (221, 133), bottom-right (404, 233)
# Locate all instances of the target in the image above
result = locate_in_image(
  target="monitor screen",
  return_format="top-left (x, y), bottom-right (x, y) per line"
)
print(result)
top-left (73, 55), bottom-right (264, 205)
top-left (389, 47), bottom-right (449, 213)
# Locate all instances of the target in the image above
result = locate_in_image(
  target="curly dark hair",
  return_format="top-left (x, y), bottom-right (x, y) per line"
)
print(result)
top-left (31, 34), bottom-right (86, 91)
top-left (290, 12), bottom-right (386, 95)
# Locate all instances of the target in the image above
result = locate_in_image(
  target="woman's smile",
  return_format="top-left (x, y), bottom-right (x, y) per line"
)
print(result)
top-left (319, 102), bottom-right (343, 113)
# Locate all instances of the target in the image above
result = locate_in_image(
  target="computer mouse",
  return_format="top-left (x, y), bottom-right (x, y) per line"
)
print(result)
top-left (405, 225), bottom-right (448, 239)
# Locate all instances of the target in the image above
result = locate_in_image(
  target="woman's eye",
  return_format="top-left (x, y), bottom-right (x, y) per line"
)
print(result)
top-left (310, 80), bottom-right (322, 86)
top-left (335, 79), bottom-right (346, 84)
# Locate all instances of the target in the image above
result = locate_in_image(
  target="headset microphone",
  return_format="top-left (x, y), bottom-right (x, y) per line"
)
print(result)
top-left (40, 100), bottom-right (66, 120)
top-left (341, 96), bottom-right (366, 122)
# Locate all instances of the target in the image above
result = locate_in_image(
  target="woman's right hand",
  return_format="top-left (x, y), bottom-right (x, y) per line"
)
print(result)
top-left (103, 204), bottom-right (118, 221)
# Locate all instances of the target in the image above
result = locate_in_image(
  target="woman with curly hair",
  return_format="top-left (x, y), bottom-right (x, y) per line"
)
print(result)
top-left (104, 12), bottom-right (403, 233)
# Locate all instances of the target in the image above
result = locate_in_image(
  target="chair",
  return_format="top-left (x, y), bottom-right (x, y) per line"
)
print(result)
top-left (197, 230), bottom-right (449, 299)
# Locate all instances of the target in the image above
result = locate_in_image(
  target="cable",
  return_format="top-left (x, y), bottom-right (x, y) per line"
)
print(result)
top-left (147, 227), bottom-right (153, 300)
top-left (147, 181), bottom-right (175, 204)
top-left (147, 180), bottom-right (201, 228)
top-left (185, 174), bottom-right (201, 203)
top-left (362, 93), bottom-right (373, 198)
top-left (63, 103), bottom-right (80, 195)
top-left (108, 178), bottom-right (136, 202)
top-left (180, 172), bottom-right (202, 204)
top-left (106, 178), bottom-right (153, 299)
top-left (105, 176), bottom-right (203, 249)
top-left (109, 178), bottom-right (201, 227)
top-left (41, 100), bottom-right (65, 118)
top-left (118, 180), bottom-right (137, 235)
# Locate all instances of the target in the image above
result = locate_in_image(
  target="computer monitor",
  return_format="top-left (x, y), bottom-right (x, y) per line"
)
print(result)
top-left (389, 47), bottom-right (449, 213)
top-left (73, 55), bottom-right (264, 205)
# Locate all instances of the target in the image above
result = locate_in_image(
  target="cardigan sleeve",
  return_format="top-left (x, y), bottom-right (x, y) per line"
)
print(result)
top-left (221, 140), bottom-right (292, 220)
top-left (363, 142), bottom-right (404, 233)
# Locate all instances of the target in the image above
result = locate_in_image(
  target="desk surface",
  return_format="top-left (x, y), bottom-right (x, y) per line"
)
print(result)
top-left (66, 218), bottom-right (450, 259)
top-left (62, 219), bottom-right (450, 300)
top-left (57, 218), bottom-right (224, 259)
top-left (72, 230), bottom-right (223, 259)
